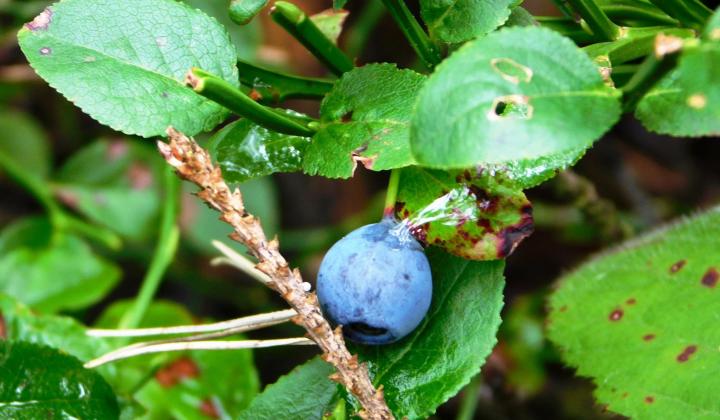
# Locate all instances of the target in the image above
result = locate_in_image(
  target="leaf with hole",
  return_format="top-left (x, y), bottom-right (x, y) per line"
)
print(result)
top-left (395, 167), bottom-right (533, 260)
top-left (0, 341), bottom-right (120, 419)
top-left (352, 249), bottom-right (505, 419)
top-left (420, 0), bottom-right (520, 44)
top-left (411, 27), bottom-right (621, 188)
top-left (304, 64), bottom-right (425, 178)
top-left (18, 0), bottom-right (239, 137)
top-left (548, 206), bottom-right (720, 419)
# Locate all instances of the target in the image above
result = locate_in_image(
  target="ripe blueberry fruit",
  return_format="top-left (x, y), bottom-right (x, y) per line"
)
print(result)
top-left (317, 219), bottom-right (432, 345)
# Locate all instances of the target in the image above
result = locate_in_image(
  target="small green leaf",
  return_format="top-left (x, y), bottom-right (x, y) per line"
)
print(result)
top-left (548, 206), bottom-right (720, 419)
top-left (304, 64), bottom-right (425, 179)
top-left (18, 0), bottom-right (239, 137)
top-left (411, 27), bottom-right (621, 187)
top-left (0, 341), bottom-right (120, 419)
top-left (185, 0), bottom-right (262, 60)
top-left (395, 167), bottom-right (533, 260)
top-left (0, 217), bottom-right (121, 312)
top-left (503, 6), bottom-right (537, 27)
top-left (636, 35), bottom-right (720, 136)
top-left (210, 118), bottom-right (310, 183)
top-left (239, 357), bottom-right (339, 420)
top-left (228, 0), bottom-right (269, 25)
top-left (354, 249), bottom-right (505, 419)
top-left (420, 0), bottom-right (519, 43)
top-left (310, 8), bottom-right (349, 45)
top-left (0, 108), bottom-right (50, 179)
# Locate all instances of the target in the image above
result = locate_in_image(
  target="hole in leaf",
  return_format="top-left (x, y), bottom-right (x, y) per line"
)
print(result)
top-left (346, 322), bottom-right (387, 336)
top-left (490, 58), bottom-right (533, 84)
top-left (488, 95), bottom-right (533, 121)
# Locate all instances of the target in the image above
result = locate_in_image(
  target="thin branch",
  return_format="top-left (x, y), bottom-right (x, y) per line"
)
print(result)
top-left (84, 338), bottom-right (314, 368)
top-left (210, 240), bottom-right (271, 285)
top-left (158, 127), bottom-right (394, 420)
top-left (88, 309), bottom-right (296, 338)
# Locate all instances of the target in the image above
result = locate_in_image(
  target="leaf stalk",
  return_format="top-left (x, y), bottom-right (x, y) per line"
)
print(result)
top-left (380, 0), bottom-right (442, 68)
top-left (566, 0), bottom-right (623, 41)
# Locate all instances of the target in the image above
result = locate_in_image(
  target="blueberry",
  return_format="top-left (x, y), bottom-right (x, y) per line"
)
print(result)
top-left (316, 219), bottom-right (432, 345)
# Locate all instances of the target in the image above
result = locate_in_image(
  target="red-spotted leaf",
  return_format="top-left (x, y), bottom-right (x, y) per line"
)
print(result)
top-left (395, 167), bottom-right (533, 260)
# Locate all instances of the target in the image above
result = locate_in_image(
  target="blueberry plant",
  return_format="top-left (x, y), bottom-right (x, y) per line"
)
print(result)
top-left (1, 0), bottom-right (719, 418)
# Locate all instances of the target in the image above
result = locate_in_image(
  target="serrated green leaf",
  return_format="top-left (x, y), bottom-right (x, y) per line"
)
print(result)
top-left (239, 357), bottom-right (339, 420)
top-left (0, 217), bottom-right (121, 312)
top-left (395, 167), bottom-right (532, 260)
top-left (0, 108), bottom-right (50, 179)
top-left (354, 249), bottom-right (505, 419)
top-left (411, 27), bottom-right (621, 186)
top-left (228, 0), bottom-right (269, 26)
top-left (310, 8), bottom-right (349, 45)
top-left (18, 0), bottom-right (239, 137)
top-left (420, 0), bottom-right (519, 43)
top-left (635, 33), bottom-right (720, 136)
top-left (210, 118), bottom-right (310, 183)
top-left (548, 206), bottom-right (720, 419)
top-left (304, 64), bottom-right (424, 179)
top-left (0, 341), bottom-right (119, 419)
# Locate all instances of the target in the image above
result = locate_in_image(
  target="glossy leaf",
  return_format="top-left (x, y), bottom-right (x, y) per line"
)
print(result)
top-left (411, 27), bottom-right (621, 187)
top-left (395, 167), bottom-right (533, 260)
top-left (210, 118), bottom-right (310, 183)
top-left (310, 8), bottom-right (349, 45)
top-left (18, 0), bottom-right (239, 137)
top-left (0, 341), bottom-right (119, 419)
top-left (354, 249), bottom-right (505, 419)
top-left (304, 64), bottom-right (425, 178)
top-left (55, 138), bottom-right (162, 240)
top-left (0, 108), bottom-right (50, 179)
top-left (635, 27), bottom-right (720, 136)
top-left (0, 217), bottom-right (120, 313)
top-left (548, 206), bottom-right (720, 419)
top-left (239, 357), bottom-right (339, 420)
top-left (420, 0), bottom-right (519, 43)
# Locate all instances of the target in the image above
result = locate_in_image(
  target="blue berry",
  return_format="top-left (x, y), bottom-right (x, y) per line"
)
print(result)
top-left (316, 219), bottom-right (432, 345)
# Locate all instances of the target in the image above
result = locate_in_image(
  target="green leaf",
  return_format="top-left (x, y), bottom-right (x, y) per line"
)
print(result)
top-left (239, 357), bottom-right (339, 420)
top-left (0, 217), bottom-right (121, 312)
top-left (354, 249), bottom-right (505, 419)
top-left (0, 108), bottom-right (50, 179)
top-left (310, 8), bottom-right (349, 45)
top-left (304, 64), bottom-right (425, 179)
top-left (181, 176), bottom-right (279, 255)
top-left (18, 0), bottom-right (239, 138)
top-left (0, 341), bottom-right (119, 419)
top-left (503, 6), bottom-right (537, 27)
top-left (55, 138), bottom-right (163, 240)
top-left (334, 0), bottom-right (348, 9)
top-left (635, 34), bottom-right (720, 136)
top-left (210, 118), bottom-right (310, 183)
top-left (395, 167), bottom-right (532, 260)
top-left (411, 27), bottom-right (621, 188)
top-left (547, 206), bottom-right (720, 419)
top-left (228, 0), bottom-right (269, 26)
top-left (420, 0), bottom-right (519, 44)
top-left (185, 0), bottom-right (262, 60)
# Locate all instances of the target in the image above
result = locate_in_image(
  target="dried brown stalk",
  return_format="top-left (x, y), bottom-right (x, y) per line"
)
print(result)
top-left (158, 127), bottom-right (394, 420)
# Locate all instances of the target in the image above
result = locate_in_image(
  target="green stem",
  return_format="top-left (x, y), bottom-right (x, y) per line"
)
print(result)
top-left (621, 34), bottom-right (685, 112)
top-left (188, 68), bottom-right (315, 137)
top-left (550, 0), bottom-right (575, 18)
top-left (346, 0), bottom-right (386, 59)
top-left (536, 17), bottom-right (595, 44)
top-left (236, 59), bottom-right (334, 102)
top-left (594, 27), bottom-right (694, 66)
top-left (119, 167), bottom-right (181, 329)
top-left (566, 0), bottom-right (623, 41)
top-left (383, 169), bottom-right (401, 218)
top-left (601, 2), bottom-right (678, 27)
top-left (456, 374), bottom-right (481, 420)
top-left (61, 214), bottom-right (122, 250)
top-left (380, 0), bottom-right (441, 68)
top-left (647, 0), bottom-right (711, 30)
top-left (270, 1), bottom-right (354, 76)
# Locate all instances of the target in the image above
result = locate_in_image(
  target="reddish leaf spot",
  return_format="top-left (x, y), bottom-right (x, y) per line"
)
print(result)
top-left (622, 392), bottom-right (629, 399)
top-left (107, 140), bottom-right (129, 161)
top-left (626, 298), bottom-right (636, 305)
top-left (155, 357), bottom-right (200, 388)
top-left (559, 305), bottom-right (568, 313)
top-left (249, 89), bottom-right (263, 101)
top-left (496, 205), bottom-right (534, 258)
top-left (676, 345), bottom-right (698, 363)
top-left (645, 396), bottom-right (655, 404)
top-left (701, 267), bottom-right (719, 288)
top-left (609, 309), bottom-right (623, 321)
top-left (26, 8), bottom-right (52, 31)
top-left (199, 399), bottom-right (220, 419)
top-left (341, 111), bottom-right (354, 122)
top-left (643, 334), bottom-right (656, 341)
top-left (669, 259), bottom-right (686, 273)
top-left (128, 162), bottom-right (153, 190)
top-left (0, 312), bottom-right (6, 339)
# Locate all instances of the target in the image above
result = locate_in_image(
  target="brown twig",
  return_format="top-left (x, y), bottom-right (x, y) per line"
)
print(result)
top-left (158, 127), bottom-right (394, 420)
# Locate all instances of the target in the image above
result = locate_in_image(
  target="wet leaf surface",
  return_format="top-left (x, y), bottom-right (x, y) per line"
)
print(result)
top-left (548, 206), bottom-right (720, 419)
top-left (395, 167), bottom-right (533, 260)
